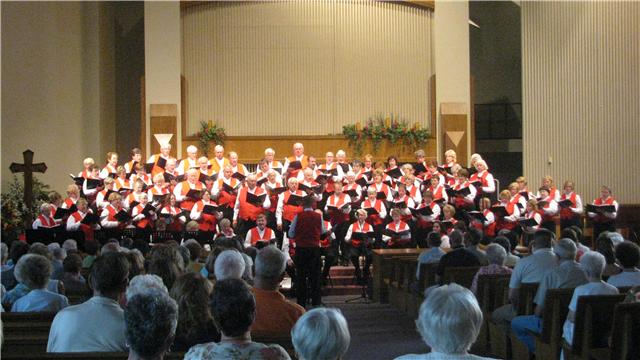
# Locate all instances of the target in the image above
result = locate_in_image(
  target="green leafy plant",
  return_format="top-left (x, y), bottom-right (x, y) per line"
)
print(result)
top-left (1, 175), bottom-right (51, 242)
top-left (197, 120), bottom-right (227, 156)
top-left (342, 114), bottom-right (430, 156)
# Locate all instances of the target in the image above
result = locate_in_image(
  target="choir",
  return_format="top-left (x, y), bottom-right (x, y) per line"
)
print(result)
top-left (34, 142), bottom-right (620, 281)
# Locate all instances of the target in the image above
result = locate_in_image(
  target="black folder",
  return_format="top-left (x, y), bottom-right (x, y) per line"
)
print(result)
top-left (439, 220), bottom-right (454, 232)
top-left (383, 229), bottom-right (411, 238)
top-left (232, 172), bottom-right (246, 181)
top-left (364, 207), bottom-right (379, 216)
top-left (186, 189), bottom-right (204, 200)
top-left (355, 177), bottom-right (369, 187)
top-left (437, 166), bottom-right (453, 175)
top-left (351, 232), bottom-right (375, 241)
top-left (557, 199), bottom-right (573, 208)
top-left (256, 177), bottom-right (269, 187)
top-left (199, 173), bottom-right (218, 183)
top-left (338, 163), bottom-right (350, 173)
top-left (54, 205), bottom-right (77, 219)
top-left (202, 204), bottom-right (219, 215)
top-left (413, 162), bottom-right (427, 174)
top-left (126, 161), bottom-right (138, 178)
top-left (286, 194), bottom-right (305, 206)
top-left (468, 211), bottom-right (487, 222)
top-left (299, 183), bottom-right (321, 194)
top-left (144, 163), bottom-right (155, 173)
top-left (156, 156), bottom-right (167, 169)
top-left (69, 174), bottom-right (84, 186)
top-left (115, 210), bottom-right (132, 223)
top-left (268, 186), bottom-right (288, 196)
top-left (411, 206), bottom-right (433, 217)
top-left (129, 200), bottom-right (140, 209)
top-left (518, 218), bottom-right (539, 227)
top-left (80, 213), bottom-right (100, 225)
top-left (376, 192), bottom-right (387, 200)
top-left (152, 193), bottom-right (170, 205)
top-left (391, 200), bottom-right (407, 209)
top-left (246, 192), bottom-right (266, 206)
top-left (288, 161), bottom-right (302, 171)
top-left (85, 178), bottom-right (104, 190)
top-left (140, 204), bottom-right (156, 217)
top-left (345, 189), bottom-right (359, 198)
top-left (491, 205), bottom-right (508, 217)
top-left (163, 172), bottom-right (176, 183)
top-left (586, 204), bottom-right (616, 214)
top-left (385, 167), bottom-right (403, 179)
top-left (222, 182), bottom-right (240, 194)
top-left (326, 203), bottom-right (349, 212)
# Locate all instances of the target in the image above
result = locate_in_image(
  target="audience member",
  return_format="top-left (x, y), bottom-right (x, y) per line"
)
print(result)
top-left (48, 252), bottom-right (129, 352)
top-left (62, 239), bottom-right (78, 254)
top-left (562, 252), bottom-right (618, 347)
top-left (395, 284), bottom-right (496, 359)
top-left (126, 249), bottom-right (146, 278)
top-left (0, 242), bottom-right (10, 271)
top-left (148, 258), bottom-right (181, 290)
top-left (492, 229), bottom-right (557, 327)
top-left (464, 228), bottom-right (488, 265)
top-left (183, 239), bottom-right (204, 273)
top-left (170, 272), bottom-right (220, 351)
top-left (436, 230), bottom-right (481, 284)
top-left (101, 241), bottom-right (121, 254)
top-left (126, 274), bottom-right (168, 301)
top-left (252, 246), bottom-right (305, 337)
top-left (125, 290), bottom-right (178, 360)
top-left (607, 241), bottom-right (640, 287)
top-left (511, 238), bottom-right (588, 352)
top-left (470, 244), bottom-right (513, 294)
top-left (184, 278), bottom-right (290, 360)
top-left (11, 254), bottom-right (69, 312)
top-left (61, 253), bottom-right (89, 297)
top-left (291, 308), bottom-right (350, 360)
top-left (493, 236), bottom-right (519, 267)
top-left (596, 234), bottom-right (622, 277)
top-left (1, 241), bottom-right (29, 290)
top-left (82, 241), bottom-right (99, 269)
top-left (415, 232), bottom-right (445, 280)
top-left (214, 250), bottom-right (246, 281)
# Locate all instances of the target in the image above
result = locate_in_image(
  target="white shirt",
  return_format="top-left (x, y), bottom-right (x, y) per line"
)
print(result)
top-left (607, 269), bottom-right (640, 287)
top-left (396, 352), bottom-right (497, 360)
top-left (509, 248), bottom-right (558, 289)
top-left (47, 296), bottom-right (127, 353)
top-left (11, 289), bottom-right (68, 313)
top-left (562, 281), bottom-right (619, 345)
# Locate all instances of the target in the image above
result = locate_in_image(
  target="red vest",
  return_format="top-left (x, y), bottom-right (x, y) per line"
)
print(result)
top-left (179, 181), bottom-right (204, 211)
top-left (350, 221), bottom-right (372, 248)
top-left (362, 199), bottom-right (384, 225)
top-left (133, 204), bottom-right (152, 229)
top-left (238, 187), bottom-right (266, 221)
top-left (593, 196), bottom-right (615, 223)
top-left (282, 191), bottom-right (304, 222)
top-left (560, 192), bottom-right (578, 219)
top-left (386, 221), bottom-right (411, 247)
top-left (326, 194), bottom-right (350, 225)
top-left (293, 210), bottom-right (321, 248)
top-left (194, 200), bottom-right (218, 231)
top-left (429, 185), bottom-right (446, 202)
top-left (105, 205), bottom-right (118, 222)
top-left (37, 215), bottom-right (56, 228)
top-left (496, 202), bottom-right (516, 231)
top-left (249, 227), bottom-right (274, 246)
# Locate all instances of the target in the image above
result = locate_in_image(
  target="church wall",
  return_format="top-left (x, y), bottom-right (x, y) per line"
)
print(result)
top-left (1, 1), bottom-right (115, 194)
top-left (522, 1), bottom-right (640, 203)
top-left (180, 1), bottom-right (433, 137)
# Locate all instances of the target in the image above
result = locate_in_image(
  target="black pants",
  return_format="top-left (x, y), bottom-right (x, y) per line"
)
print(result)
top-left (294, 247), bottom-right (322, 307)
top-left (560, 216), bottom-right (581, 231)
top-left (593, 221), bottom-right (615, 240)
top-left (333, 222), bottom-right (350, 263)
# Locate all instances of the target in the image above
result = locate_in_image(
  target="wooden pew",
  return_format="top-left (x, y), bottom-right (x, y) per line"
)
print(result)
top-left (590, 302), bottom-right (640, 360)
top-left (474, 273), bottom-right (511, 354)
top-left (1, 312), bottom-right (55, 336)
top-left (406, 262), bottom-right (439, 318)
top-left (487, 282), bottom-right (539, 359)
top-left (372, 248), bottom-right (424, 303)
top-left (561, 294), bottom-right (626, 360)
top-left (519, 288), bottom-right (574, 360)
top-left (441, 266), bottom-right (481, 289)
top-left (389, 257), bottom-right (418, 312)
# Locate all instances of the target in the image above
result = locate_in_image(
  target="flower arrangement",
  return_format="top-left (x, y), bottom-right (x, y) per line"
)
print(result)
top-left (197, 120), bottom-right (227, 156)
top-left (1, 175), bottom-right (51, 242)
top-left (342, 114), bottom-right (430, 155)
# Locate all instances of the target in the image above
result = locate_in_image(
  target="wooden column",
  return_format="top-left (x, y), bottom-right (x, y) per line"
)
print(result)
top-left (441, 103), bottom-right (469, 166)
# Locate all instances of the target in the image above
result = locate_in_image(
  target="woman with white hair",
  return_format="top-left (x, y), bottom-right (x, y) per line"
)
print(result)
top-left (469, 159), bottom-right (495, 195)
top-left (291, 308), bottom-right (350, 360)
top-left (562, 251), bottom-right (619, 346)
top-left (32, 203), bottom-right (57, 229)
top-left (11, 254), bottom-right (69, 312)
top-left (396, 284), bottom-right (497, 359)
top-left (125, 289), bottom-right (178, 360)
top-left (470, 244), bottom-right (513, 294)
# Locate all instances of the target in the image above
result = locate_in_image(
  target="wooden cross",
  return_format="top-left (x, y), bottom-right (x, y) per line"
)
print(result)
top-left (9, 149), bottom-right (47, 217)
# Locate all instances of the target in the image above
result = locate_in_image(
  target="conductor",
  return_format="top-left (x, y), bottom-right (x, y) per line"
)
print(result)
top-left (288, 196), bottom-right (325, 308)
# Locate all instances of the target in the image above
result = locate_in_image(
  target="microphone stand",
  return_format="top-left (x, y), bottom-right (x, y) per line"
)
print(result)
top-left (345, 237), bottom-right (372, 304)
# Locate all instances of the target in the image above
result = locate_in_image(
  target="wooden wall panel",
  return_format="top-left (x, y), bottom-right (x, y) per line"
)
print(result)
top-left (441, 114), bottom-right (468, 166)
top-left (522, 1), bottom-right (640, 203)
top-left (150, 104), bottom-right (178, 156)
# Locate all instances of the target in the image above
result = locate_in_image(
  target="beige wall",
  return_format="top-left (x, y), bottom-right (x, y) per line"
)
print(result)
top-left (433, 0), bottom-right (470, 161)
top-left (181, 1), bottom-right (433, 136)
top-left (144, 1), bottom-right (183, 158)
top-left (522, 1), bottom-right (640, 204)
top-left (1, 1), bottom-right (115, 194)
